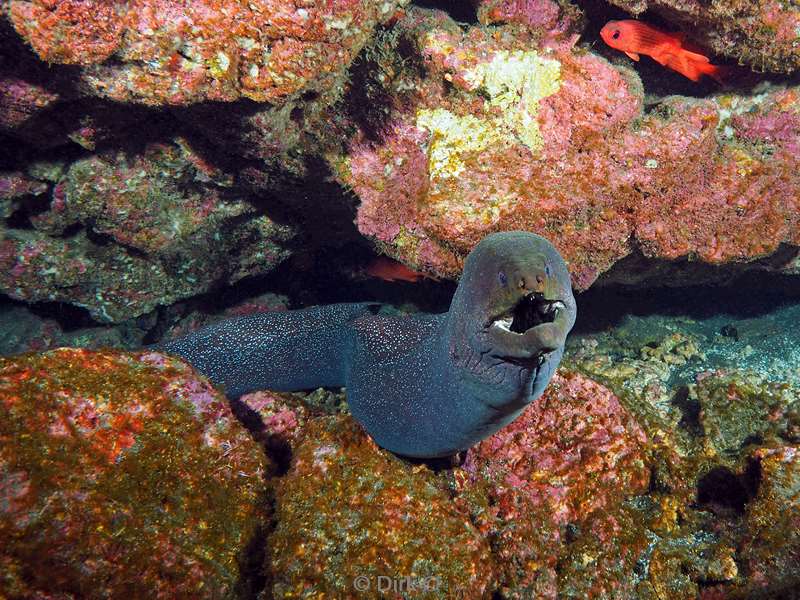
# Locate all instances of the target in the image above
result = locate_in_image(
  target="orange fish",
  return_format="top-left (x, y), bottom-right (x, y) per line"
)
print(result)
top-left (365, 257), bottom-right (435, 283)
top-left (600, 20), bottom-right (724, 84)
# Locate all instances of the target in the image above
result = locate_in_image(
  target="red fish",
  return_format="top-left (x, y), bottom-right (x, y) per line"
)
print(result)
top-left (600, 20), bottom-right (724, 84)
top-left (365, 257), bottom-right (435, 283)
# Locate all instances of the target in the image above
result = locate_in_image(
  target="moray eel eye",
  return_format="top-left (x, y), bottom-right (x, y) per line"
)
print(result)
top-left (491, 292), bottom-right (564, 334)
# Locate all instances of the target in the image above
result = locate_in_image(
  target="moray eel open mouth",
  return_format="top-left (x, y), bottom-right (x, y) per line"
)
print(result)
top-left (484, 289), bottom-right (572, 363)
top-left (491, 292), bottom-right (565, 334)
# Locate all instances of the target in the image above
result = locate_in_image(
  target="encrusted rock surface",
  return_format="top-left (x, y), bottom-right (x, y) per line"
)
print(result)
top-left (460, 371), bottom-right (651, 598)
top-left (0, 348), bottom-right (267, 599)
top-left (0, 139), bottom-right (296, 322)
top-left (339, 8), bottom-right (800, 290)
top-left (265, 414), bottom-right (494, 599)
top-left (6, 0), bottom-right (409, 105)
top-left (262, 372), bottom-right (657, 598)
top-left (2, 341), bottom-right (799, 599)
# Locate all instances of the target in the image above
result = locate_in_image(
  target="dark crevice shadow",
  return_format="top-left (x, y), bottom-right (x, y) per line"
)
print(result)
top-left (573, 252), bottom-right (800, 334)
top-left (695, 460), bottom-right (761, 516)
top-left (0, 295), bottom-right (98, 333)
top-left (6, 193), bottom-right (51, 229)
top-left (411, 0), bottom-right (478, 24)
top-left (146, 237), bottom-right (456, 345)
top-left (342, 26), bottom-right (427, 143)
top-left (235, 521), bottom-right (270, 600)
top-left (672, 385), bottom-right (704, 437)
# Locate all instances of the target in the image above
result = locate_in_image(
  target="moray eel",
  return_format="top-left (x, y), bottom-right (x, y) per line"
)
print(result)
top-left (159, 231), bottom-right (576, 458)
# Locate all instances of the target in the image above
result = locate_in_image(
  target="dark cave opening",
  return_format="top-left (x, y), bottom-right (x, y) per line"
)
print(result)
top-left (5, 193), bottom-right (51, 230)
top-left (572, 261), bottom-right (800, 334)
top-left (672, 385), bottom-right (703, 437)
top-left (411, 0), bottom-right (479, 24)
top-left (696, 461), bottom-right (761, 515)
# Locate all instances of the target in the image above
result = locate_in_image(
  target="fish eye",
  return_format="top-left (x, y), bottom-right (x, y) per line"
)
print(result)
top-left (545, 263), bottom-right (552, 277)
top-left (498, 271), bottom-right (507, 287)
top-left (612, 30), bottom-right (621, 39)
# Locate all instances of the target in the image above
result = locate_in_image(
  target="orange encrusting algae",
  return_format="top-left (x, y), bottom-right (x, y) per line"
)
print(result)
top-left (600, 20), bottom-right (724, 83)
top-left (0, 348), bottom-right (267, 599)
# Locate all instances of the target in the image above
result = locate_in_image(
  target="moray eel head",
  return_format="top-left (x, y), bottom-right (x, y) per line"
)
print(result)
top-left (454, 231), bottom-right (576, 365)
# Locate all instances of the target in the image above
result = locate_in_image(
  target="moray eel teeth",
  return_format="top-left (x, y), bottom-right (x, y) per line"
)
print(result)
top-left (491, 293), bottom-right (565, 335)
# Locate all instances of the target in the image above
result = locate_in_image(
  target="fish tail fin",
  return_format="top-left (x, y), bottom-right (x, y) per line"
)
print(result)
top-left (694, 60), bottom-right (726, 84)
top-left (680, 48), bottom-right (711, 63)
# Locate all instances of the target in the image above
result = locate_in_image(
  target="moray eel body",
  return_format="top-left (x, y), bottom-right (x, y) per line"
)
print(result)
top-left (159, 232), bottom-right (576, 458)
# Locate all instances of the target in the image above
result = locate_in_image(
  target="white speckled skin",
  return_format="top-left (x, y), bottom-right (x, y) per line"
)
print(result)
top-left (160, 232), bottom-right (576, 457)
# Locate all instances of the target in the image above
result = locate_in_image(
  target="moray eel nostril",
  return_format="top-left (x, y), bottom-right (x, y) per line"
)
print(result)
top-left (157, 231), bottom-right (576, 458)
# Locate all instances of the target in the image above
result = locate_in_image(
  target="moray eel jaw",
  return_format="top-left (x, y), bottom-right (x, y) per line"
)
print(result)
top-left (448, 230), bottom-right (576, 370)
top-left (486, 291), bottom-right (573, 361)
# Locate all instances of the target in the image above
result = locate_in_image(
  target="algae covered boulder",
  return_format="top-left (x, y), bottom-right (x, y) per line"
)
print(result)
top-left (6, 0), bottom-right (409, 105)
top-left (266, 415), bottom-right (494, 599)
top-left (0, 348), bottom-right (267, 599)
top-left (461, 371), bottom-right (652, 598)
top-left (339, 7), bottom-right (800, 290)
top-left (0, 139), bottom-right (297, 323)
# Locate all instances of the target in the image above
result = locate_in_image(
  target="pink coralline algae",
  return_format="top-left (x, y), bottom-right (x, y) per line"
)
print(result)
top-left (8, 0), bottom-right (409, 105)
top-left (240, 390), bottom-right (313, 477)
top-left (0, 348), bottom-right (267, 599)
top-left (476, 0), bottom-right (585, 48)
top-left (341, 11), bottom-right (800, 289)
top-left (0, 171), bottom-right (47, 218)
top-left (466, 371), bottom-right (650, 525)
top-left (37, 142), bottom-right (231, 253)
top-left (0, 75), bottom-right (59, 132)
top-left (459, 371), bottom-right (650, 597)
top-left (0, 139), bottom-right (297, 322)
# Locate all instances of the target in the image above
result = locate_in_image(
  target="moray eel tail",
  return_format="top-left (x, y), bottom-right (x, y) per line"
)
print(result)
top-left (156, 303), bottom-right (379, 399)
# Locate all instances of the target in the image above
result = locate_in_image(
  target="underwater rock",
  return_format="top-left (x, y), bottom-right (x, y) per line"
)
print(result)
top-left (564, 315), bottom-right (800, 597)
top-left (0, 74), bottom-right (61, 146)
top-left (6, 0), bottom-right (408, 105)
top-left (239, 390), bottom-right (316, 477)
top-left (266, 414), bottom-right (494, 599)
top-left (0, 347), bottom-right (267, 599)
top-left (0, 171), bottom-right (47, 218)
top-left (465, 371), bottom-right (650, 525)
top-left (570, 330), bottom-right (707, 421)
top-left (0, 139), bottom-right (297, 322)
top-left (606, 0), bottom-right (800, 74)
top-left (338, 8), bottom-right (800, 290)
top-left (0, 304), bottom-right (147, 355)
top-left (460, 371), bottom-right (651, 597)
top-left (476, 0), bottom-right (585, 48)
top-left (738, 445), bottom-right (800, 595)
top-left (693, 371), bottom-right (799, 466)
top-left (250, 372), bottom-right (659, 598)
